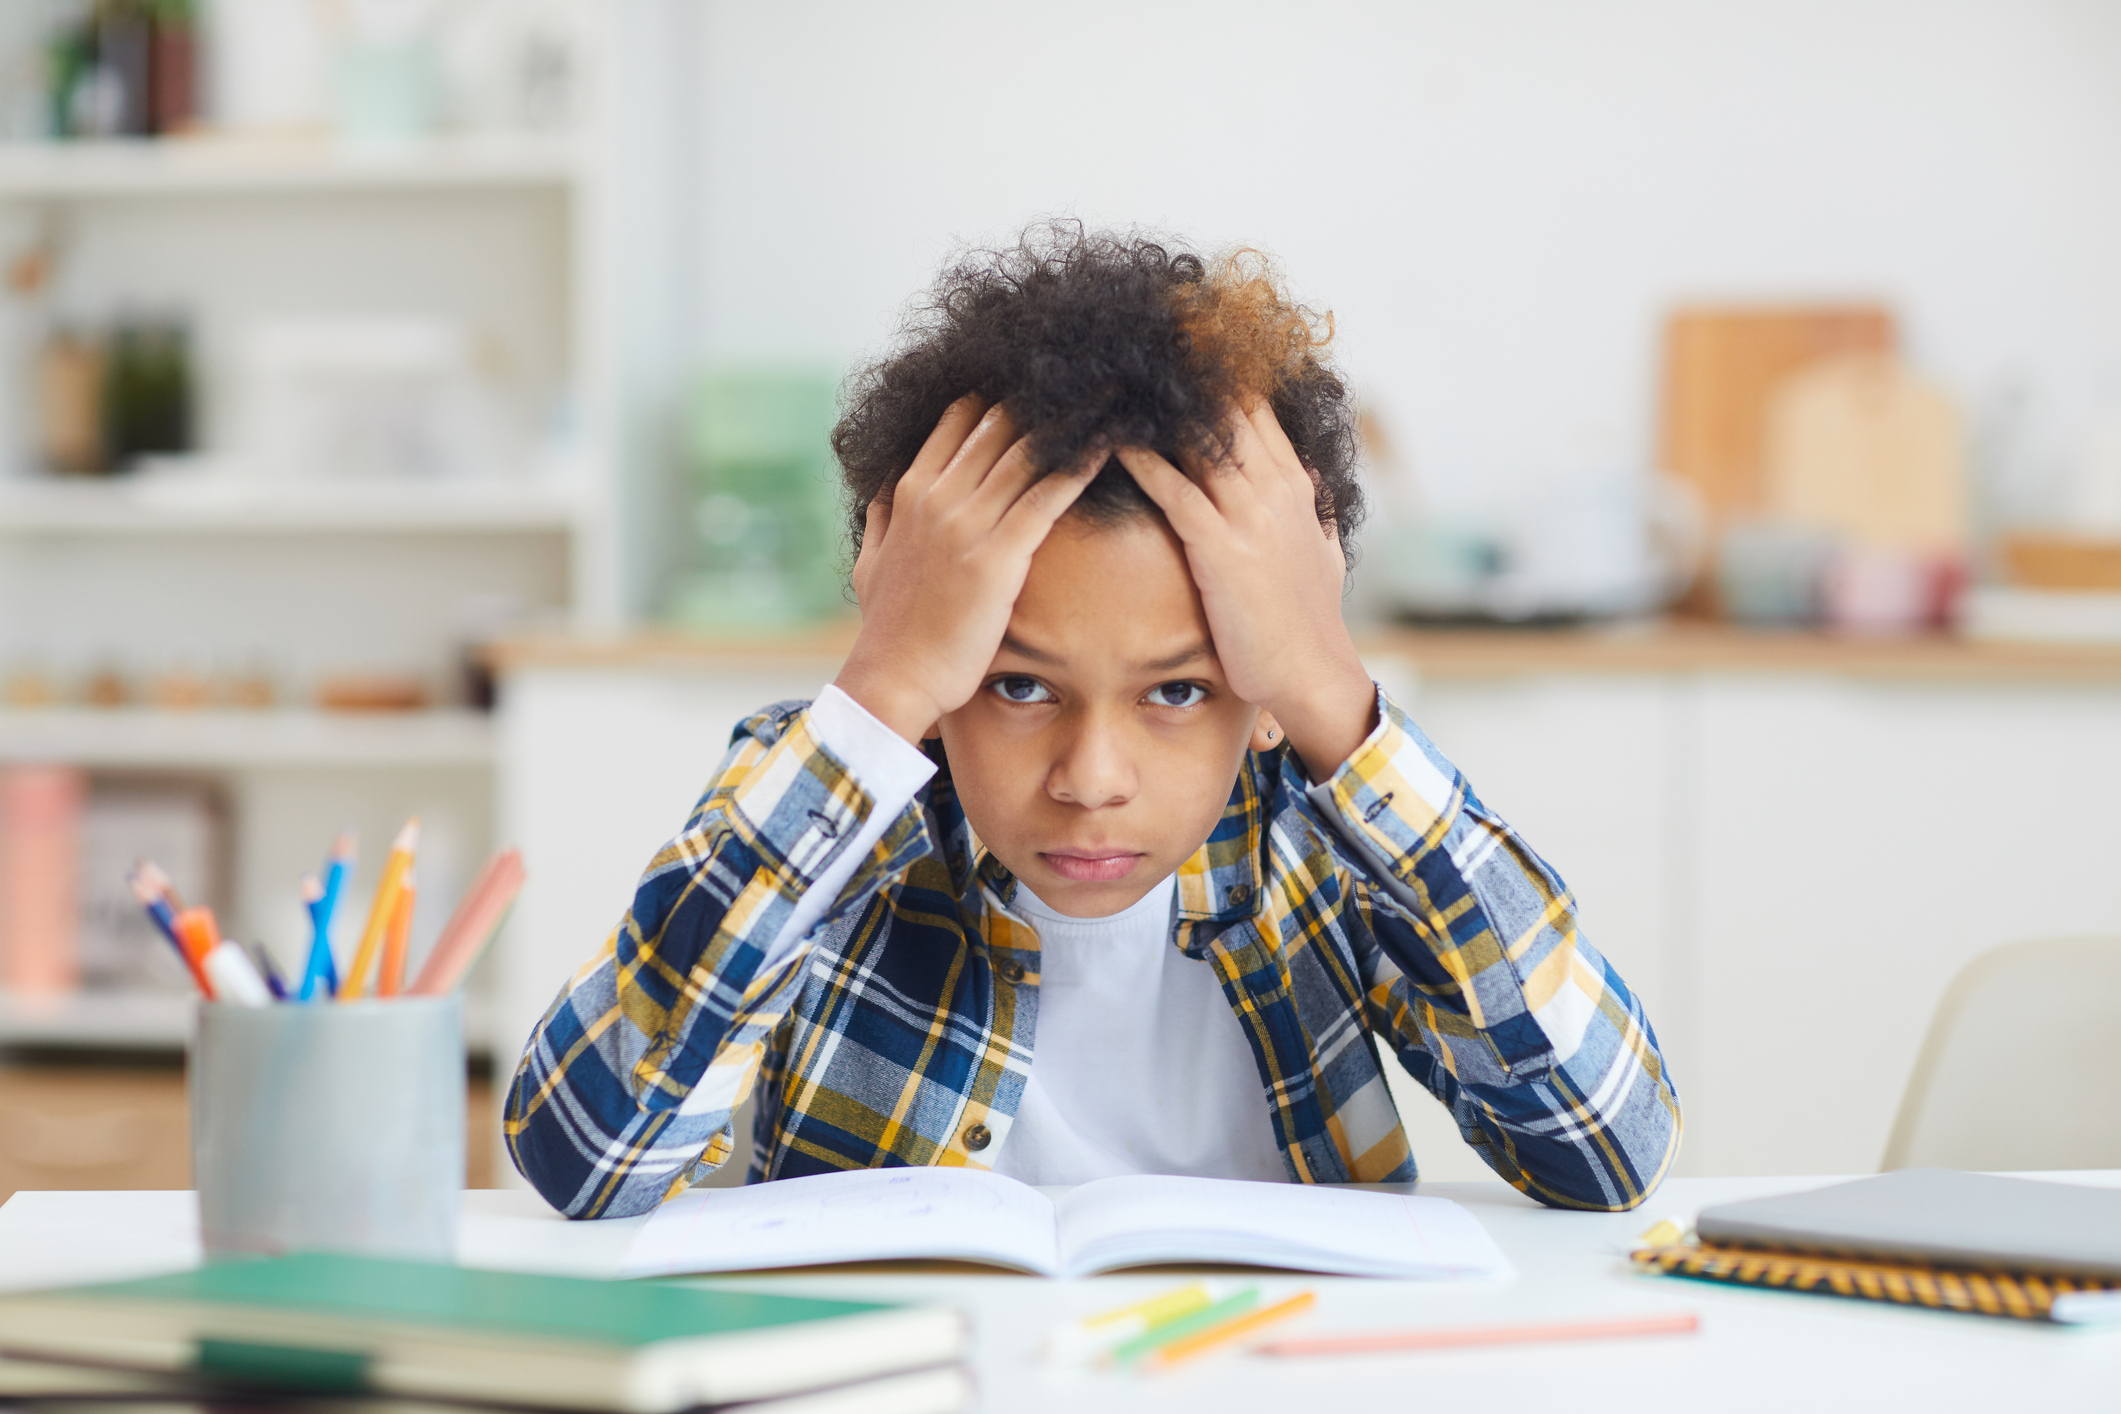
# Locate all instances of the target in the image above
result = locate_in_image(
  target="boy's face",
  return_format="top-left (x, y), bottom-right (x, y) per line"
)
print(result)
top-left (936, 512), bottom-right (1263, 919)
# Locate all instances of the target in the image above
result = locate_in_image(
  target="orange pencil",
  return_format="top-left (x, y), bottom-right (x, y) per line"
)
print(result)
top-left (410, 849), bottom-right (525, 996)
top-left (340, 818), bottom-right (418, 1001)
top-left (377, 868), bottom-right (415, 997)
top-left (171, 906), bottom-right (220, 1000)
top-left (1136, 1290), bottom-right (1315, 1373)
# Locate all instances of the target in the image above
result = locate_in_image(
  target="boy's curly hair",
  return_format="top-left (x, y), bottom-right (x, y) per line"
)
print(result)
top-left (832, 222), bottom-right (1364, 564)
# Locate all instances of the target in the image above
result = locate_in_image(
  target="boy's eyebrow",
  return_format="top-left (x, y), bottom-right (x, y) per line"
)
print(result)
top-left (999, 633), bottom-right (1062, 665)
top-left (1138, 642), bottom-right (1215, 672)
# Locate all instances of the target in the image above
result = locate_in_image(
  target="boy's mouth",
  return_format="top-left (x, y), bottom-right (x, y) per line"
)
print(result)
top-left (1040, 850), bottom-right (1144, 883)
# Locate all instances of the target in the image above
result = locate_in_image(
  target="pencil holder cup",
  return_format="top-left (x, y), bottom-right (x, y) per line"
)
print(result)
top-left (190, 995), bottom-right (464, 1261)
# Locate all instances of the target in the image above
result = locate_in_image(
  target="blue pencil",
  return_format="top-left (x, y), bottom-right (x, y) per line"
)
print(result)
top-left (125, 861), bottom-right (192, 977)
top-left (253, 945), bottom-right (288, 1000)
top-left (298, 832), bottom-right (354, 1001)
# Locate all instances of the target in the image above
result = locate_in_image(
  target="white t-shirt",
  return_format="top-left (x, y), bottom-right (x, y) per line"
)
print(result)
top-left (770, 685), bottom-right (1288, 1185)
top-left (990, 876), bottom-right (1289, 1184)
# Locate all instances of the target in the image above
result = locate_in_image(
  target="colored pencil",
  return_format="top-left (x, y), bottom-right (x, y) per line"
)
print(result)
top-left (409, 849), bottom-right (525, 996)
top-left (204, 941), bottom-right (273, 1007)
top-left (377, 868), bottom-right (414, 997)
top-left (1252, 1310), bottom-right (1700, 1359)
top-left (1104, 1288), bottom-right (1260, 1368)
top-left (253, 945), bottom-right (288, 1000)
top-left (172, 906), bottom-right (221, 1001)
top-left (126, 861), bottom-right (208, 995)
top-left (1135, 1291), bottom-right (1316, 1373)
top-left (1046, 1282), bottom-right (1216, 1364)
top-left (340, 818), bottom-right (417, 1001)
top-left (298, 831), bottom-right (353, 1001)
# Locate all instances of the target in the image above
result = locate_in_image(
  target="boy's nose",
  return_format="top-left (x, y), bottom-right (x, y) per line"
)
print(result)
top-left (1045, 718), bottom-right (1137, 809)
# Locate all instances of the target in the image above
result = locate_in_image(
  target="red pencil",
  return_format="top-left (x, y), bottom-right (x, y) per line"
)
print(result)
top-left (1253, 1310), bottom-right (1698, 1358)
top-left (409, 849), bottom-right (525, 996)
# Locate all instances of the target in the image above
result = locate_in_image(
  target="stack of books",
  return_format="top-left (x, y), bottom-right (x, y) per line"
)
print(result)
top-left (0, 1253), bottom-right (970, 1412)
top-left (1631, 1168), bottom-right (2121, 1323)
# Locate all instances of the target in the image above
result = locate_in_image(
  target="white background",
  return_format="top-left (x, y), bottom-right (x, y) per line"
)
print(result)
top-left (667, 0), bottom-right (2121, 521)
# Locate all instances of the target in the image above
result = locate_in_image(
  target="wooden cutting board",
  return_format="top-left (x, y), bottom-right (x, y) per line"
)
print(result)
top-left (1660, 306), bottom-right (1897, 522)
top-left (1763, 352), bottom-right (1966, 551)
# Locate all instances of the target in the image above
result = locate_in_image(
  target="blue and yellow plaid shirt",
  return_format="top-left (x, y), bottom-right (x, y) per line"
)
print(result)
top-left (507, 688), bottom-right (1681, 1217)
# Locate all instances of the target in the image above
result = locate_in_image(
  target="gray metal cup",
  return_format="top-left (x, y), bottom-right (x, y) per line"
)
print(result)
top-left (190, 996), bottom-right (464, 1261)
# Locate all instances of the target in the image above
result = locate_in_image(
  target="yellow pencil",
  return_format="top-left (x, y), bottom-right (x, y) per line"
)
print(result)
top-left (1135, 1290), bottom-right (1315, 1374)
top-left (378, 867), bottom-right (415, 997)
top-left (340, 818), bottom-right (418, 1001)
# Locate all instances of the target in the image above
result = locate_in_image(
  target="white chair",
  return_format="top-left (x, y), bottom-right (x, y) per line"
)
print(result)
top-left (1882, 936), bottom-right (2121, 1172)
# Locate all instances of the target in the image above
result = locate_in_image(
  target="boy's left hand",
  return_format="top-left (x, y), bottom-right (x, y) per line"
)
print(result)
top-left (1118, 405), bottom-right (1376, 782)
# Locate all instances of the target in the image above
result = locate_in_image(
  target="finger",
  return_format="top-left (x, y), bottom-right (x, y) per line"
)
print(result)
top-left (850, 495), bottom-right (891, 605)
top-left (1243, 400), bottom-right (1315, 497)
top-left (856, 492), bottom-right (891, 559)
top-left (931, 402), bottom-right (1019, 495)
top-left (1227, 402), bottom-right (1305, 497)
top-left (964, 433), bottom-right (1049, 520)
top-left (1116, 447), bottom-right (1226, 543)
top-left (895, 395), bottom-right (989, 499)
top-left (992, 449), bottom-right (1098, 548)
top-left (971, 434), bottom-right (1102, 523)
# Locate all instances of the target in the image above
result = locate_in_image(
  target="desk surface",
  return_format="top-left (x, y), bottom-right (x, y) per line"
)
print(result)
top-left (2, 1174), bottom-right (2116, 1413)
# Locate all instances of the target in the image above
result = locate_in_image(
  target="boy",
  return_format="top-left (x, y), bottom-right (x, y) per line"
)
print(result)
top-left (507, 228), bottom-right (1680, 1218)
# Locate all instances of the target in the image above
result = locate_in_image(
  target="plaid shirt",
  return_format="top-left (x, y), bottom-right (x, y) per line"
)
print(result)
top-left (506, 689), bottom-right (1681, 1218)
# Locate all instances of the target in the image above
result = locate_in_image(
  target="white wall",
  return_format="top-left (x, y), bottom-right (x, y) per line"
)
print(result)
top-left (680, 0), bottom-right (2121, 520)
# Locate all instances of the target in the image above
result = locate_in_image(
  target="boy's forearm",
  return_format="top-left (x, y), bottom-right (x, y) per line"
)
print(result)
top-left (1260, 652), bottom-right (1377, 785)
top-left (1319, 689), bottom-right (1682, 1209)
top-left (505, 698), bottom-right (934, 1214)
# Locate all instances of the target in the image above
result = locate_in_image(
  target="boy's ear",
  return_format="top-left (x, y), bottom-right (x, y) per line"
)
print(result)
top-left (1250, 711), bottom-right (1284, 753)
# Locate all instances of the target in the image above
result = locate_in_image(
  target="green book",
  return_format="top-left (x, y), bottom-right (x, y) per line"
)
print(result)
top-left (0, 1253), bottom-right (967, 1413)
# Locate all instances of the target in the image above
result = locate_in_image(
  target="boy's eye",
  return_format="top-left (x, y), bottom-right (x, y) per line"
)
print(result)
top-left (1148, 681), bottom-right (1207, 708)
top-left (990, 676), bottom-right (1055, 704)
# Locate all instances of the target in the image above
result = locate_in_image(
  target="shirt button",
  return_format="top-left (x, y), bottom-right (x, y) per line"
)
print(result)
top-left (962, 1123), bottom-right (991, 1152)
top-left (998, 960), bottom-right (1026, 984)
top-left (1226, 883), bottom-right (1252, 906)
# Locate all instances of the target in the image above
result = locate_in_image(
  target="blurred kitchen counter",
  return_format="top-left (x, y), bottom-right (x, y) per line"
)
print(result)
top-left (486, 619), bottom-right (2121, 682)
top-left (1362, 621), bottom-right (2121, 681)
top-left (486, 616), bottom-right (2121, 1191)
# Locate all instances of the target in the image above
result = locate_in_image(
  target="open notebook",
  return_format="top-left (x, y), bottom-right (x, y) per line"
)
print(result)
top-left (623, 1169), bottom-right (1514, 1281)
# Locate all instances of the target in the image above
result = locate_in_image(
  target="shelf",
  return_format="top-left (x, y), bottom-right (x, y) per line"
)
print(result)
top-left (0, 990), bottom-right (192, 1050)
top-left (0, 477), bottom-right (589, 536)
top-left (0, 134), bottom-right (582, 199)
top-left (0, 989), bottom-right (497, 1053)
top-left (0, 709), bottom-right (495, 770)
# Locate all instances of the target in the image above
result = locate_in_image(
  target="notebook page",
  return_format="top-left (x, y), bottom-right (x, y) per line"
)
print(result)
top-left (622, 1168), bottom-right (1062, 1277)
top-left (1052, 1175), bottom-right (1514, 1280)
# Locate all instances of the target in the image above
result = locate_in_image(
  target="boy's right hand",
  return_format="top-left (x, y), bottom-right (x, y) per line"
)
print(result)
top-left (835, 398), bottom-right (1095, 746)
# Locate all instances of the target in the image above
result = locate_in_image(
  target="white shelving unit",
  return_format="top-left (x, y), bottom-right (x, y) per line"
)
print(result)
top-left (0, 708), bottom-right (494, 771)
top-left (0, 3), bottom-right (699, 1058)
top-left (0, 134), bottom-right (582, 199)
top-left (0, 477), bottom-right (592, 536)
top-left (0, 14), bottom-right (662, 1054)
top-left (0, 989), bottom-right (194, 1051)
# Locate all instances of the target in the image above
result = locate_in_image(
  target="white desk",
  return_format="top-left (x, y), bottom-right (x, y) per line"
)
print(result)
top-left (2, 1175), bottom-right (2115, 1412)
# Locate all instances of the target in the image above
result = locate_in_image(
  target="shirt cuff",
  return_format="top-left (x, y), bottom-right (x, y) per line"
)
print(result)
top-left (807, 683), bottom-right (939, 807)
top-left (750, 684), bottom-right (938, 978)
top-left (1306, 683), bottom-right (1460, 866)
